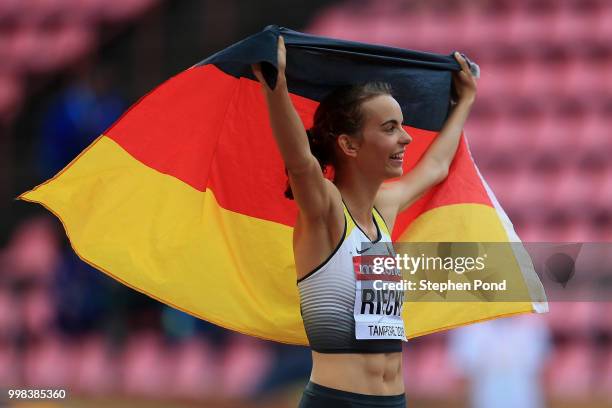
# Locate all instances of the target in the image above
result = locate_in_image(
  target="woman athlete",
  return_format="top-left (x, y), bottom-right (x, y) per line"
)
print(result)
top-left (252, 36), bottom-right (477, 407)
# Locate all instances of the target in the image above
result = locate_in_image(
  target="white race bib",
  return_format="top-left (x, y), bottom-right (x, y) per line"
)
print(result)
top-left (353, 254), bottom-right (406, 341)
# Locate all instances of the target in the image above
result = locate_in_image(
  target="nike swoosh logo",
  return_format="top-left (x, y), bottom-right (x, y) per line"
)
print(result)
top-left (356, 247), bottom-right (371, 254)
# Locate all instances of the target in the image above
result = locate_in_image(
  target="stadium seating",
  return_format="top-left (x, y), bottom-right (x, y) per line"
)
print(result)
top-left (0, 0), bottom-right (157, 123)
top-left (2, 0), bottom-right (610, 402)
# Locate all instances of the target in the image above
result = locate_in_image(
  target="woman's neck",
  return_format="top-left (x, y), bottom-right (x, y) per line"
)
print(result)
top-left (334, 166), bottom-right (382, 225)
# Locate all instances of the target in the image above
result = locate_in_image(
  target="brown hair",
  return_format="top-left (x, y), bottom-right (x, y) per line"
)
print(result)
top-left (285, 81), bottom-right (393, 199)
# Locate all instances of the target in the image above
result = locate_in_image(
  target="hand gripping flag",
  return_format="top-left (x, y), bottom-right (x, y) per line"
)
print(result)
top-left (17, 25), bottom-right (547, 344)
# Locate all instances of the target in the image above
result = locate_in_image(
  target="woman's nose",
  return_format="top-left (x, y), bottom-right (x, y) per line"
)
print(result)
top-left (400, 127), bottom-right (412, 144)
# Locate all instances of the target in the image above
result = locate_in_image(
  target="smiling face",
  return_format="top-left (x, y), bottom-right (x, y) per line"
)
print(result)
top-left (339, 94), bottom-right (412, 179)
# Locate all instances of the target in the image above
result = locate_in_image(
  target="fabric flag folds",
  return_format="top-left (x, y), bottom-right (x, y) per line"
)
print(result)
top-left (17, 25), bottom-right (547, 345)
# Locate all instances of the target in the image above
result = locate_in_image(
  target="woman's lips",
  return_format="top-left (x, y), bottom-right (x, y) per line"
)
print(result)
top-left (389, 156), bottom-right (403, 166)
top-left (389, 151), bottom-right (404, 166)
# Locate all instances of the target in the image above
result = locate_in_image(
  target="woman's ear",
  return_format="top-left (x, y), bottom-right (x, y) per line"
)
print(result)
top-left (337, 134), bottom-right (361, 158)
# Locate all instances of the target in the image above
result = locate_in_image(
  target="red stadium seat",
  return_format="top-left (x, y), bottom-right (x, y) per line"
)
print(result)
top-left (475, 115), bottom-right (500, 149)
top-left (588, 212), bottom-right (612, 242)
top-left (592, 167), bottom-right (612, 214)
top-left (22, 286), bottom-right (56, 337)
top-left (99, 0), bottom-right (158, 23)
top-left (576, 148), bottom-right (608, 186)
top-left (20, 0), bottom-right (74, 26)
top-left (0, 0), bottom-right (24, 25)
top-left (5, 24), bottom-right (42, 72)
top-left (27, 24), bottom-right (95, 74)
top-left (597, 347), bottom-right (612, 398)
top-left (5, 216), bottom-right (61, 282)
top-left (540, 205), bottom-right (594, 241)
top-left (461, 3), bottom-right (499, 48)
top-left (218, 335), bottom-right (273, 397)
top-left (120, 331), bottom-right (171, 397)
top-left (552, 302), bottom-right (597, 335)
top-left (368, 13), bottom-right (421, 49)
top-left (518, 59), bottom-right (555, 100)
top-left (0, 0), bottom-right (157, 120)
top-left (406, 338), bottom-right (461, 396)
top-left (579, 110), bottom-right (612, 151)
top-left (563, 56), bottom-right (601, 99)
top-left (477, 60), bottom-right (525, 102)
top-left (596, 302), bottom-right (612, 335)
top-left (593, 3), bottom-right (612, 43)
top-left (0, 72), bottom-right (23, 123)
top-left (509, 165), bottom-right (555, 215)
top-left (70, 0), bottom-right (107, 23)
top-left (0, 341), bottom-right (19, 386)
top-left (485, 115), bottom-right (534, 165)
top-left (548, 2), bottom-right (597, 48)
top-left (484, 169), bottom-right (521, 210)
top-left (506, 5), bottom-right (556, 46)
top-left (531, 108), bottom-right (584, 156)
top-left (167, 337), bottom-right (218, 398)
top-left (71, 334), bottom-right (117, 394)
top-left (0, 288), bottom-right (19, 341)
top-left (23, 332), bottom-right (75, 388)
top-left (308, 5), bottom-right (360, 41)
top-left (514, 216), bottom-right (544, 242)
top-left (546, 340), bottom-right (594, 397)
top-left (551, 166), bottom-right (596, 213)
top-left (416, 8), bottom-right (470, 50)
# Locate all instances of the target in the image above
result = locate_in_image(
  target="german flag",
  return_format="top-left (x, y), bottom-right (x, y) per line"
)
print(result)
top-left (17, 25), bottom-right (547, 344)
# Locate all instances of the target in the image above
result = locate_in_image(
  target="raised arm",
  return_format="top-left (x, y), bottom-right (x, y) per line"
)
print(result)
top-left (251, 36), bottom-right (334, 220)
top-left (376, 52), bottom-right (478, 220)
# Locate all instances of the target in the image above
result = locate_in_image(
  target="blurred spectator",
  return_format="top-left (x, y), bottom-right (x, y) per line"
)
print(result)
top-left (449, 315), bottom-right (551, 408)
top-left (52, 246), bottom-right (163, 347)
top-left (36, 60), bottom-right (126, 180)
top-left (254, 343), bottom-right (311, 396)
top-left (53, 248), bottom-right (121, 337)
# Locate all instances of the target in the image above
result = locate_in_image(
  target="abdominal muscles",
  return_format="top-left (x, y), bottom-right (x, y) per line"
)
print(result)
top-left (310, 351), bottom-right (404, 395)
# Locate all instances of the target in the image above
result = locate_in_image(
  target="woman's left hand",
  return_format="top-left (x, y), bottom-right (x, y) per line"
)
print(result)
top-left (452, 52), bottom-right (477, 105)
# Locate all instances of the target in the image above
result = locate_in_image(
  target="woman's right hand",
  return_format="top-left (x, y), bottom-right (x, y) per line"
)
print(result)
top-left (251, 35), bottom-right (287, 92)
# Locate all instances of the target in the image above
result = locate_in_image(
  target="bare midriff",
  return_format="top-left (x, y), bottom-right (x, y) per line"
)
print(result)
top-left (310, 350), bottom-right (404, 395)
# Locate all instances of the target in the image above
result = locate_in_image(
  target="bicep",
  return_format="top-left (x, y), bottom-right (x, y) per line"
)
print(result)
top-left (288, 155), bottom-right (336, 220)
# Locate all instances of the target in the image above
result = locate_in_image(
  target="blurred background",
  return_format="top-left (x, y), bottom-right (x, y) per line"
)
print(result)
top-left (1, 0), bottom-right (611, 407)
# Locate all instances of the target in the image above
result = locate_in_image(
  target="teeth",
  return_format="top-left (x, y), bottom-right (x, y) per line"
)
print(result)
top-left (390, 153), bottom-right (403, 160)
